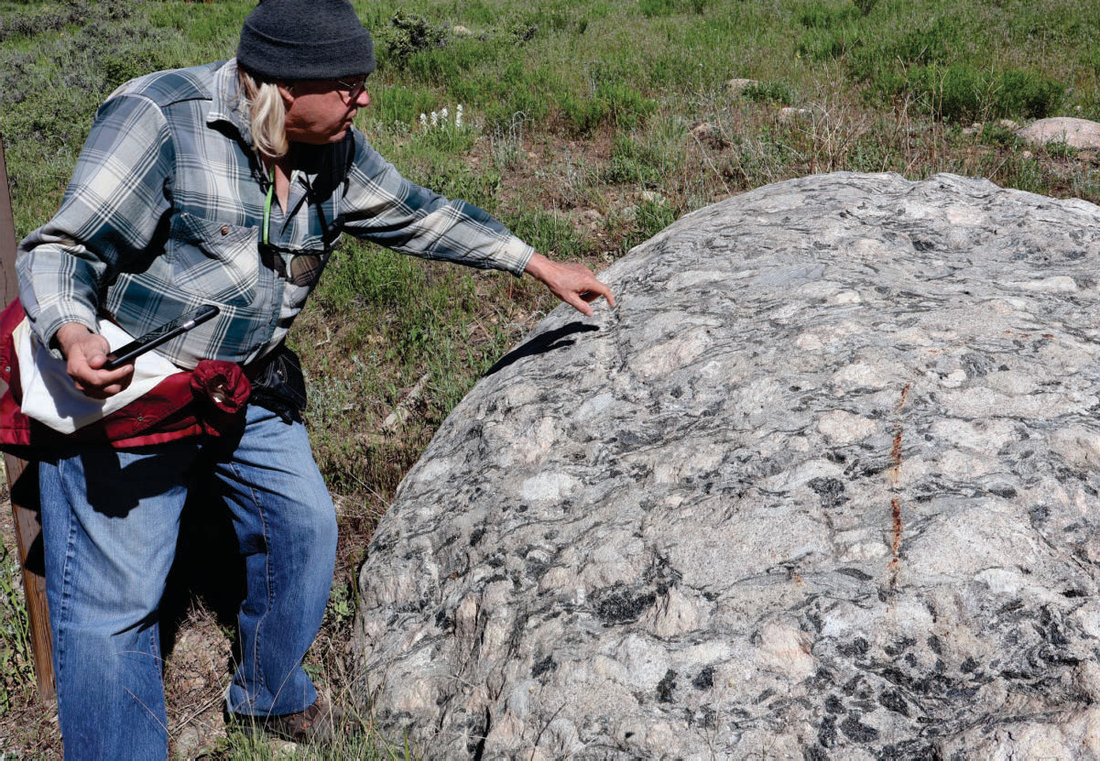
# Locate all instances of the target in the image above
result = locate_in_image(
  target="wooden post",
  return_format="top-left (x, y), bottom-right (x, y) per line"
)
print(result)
top-left (0, 134), bottom-right (54, 698)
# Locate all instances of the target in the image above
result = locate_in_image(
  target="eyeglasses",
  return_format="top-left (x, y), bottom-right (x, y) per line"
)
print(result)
top-left (333, 75), bottom-right (367, 101)
top-left (259, 242), bottom-right (329, 287)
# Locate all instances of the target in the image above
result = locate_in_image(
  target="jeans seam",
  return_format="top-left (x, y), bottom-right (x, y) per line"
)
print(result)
top-left (54, 458), bottom-right (79, 710)
top-left (142, 625), bottom-right (169, 747)
top-left (229, 460), bottom-right (276, 713)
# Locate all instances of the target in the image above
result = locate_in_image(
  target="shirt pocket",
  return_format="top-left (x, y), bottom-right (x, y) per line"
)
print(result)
top-left (168, 212), bottom-right (262, 308)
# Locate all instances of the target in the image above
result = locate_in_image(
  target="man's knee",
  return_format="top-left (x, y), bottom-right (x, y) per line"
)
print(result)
top-left (287, 499), bottom-right (338, 555)
top-left (59, 572), bottom-right (167, 634)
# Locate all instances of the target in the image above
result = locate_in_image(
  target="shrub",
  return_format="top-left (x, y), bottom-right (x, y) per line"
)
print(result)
top-left (380, 11), bottom-right (447, 70)
top-left (1046, 141), bottom-right (1077, 160)
top-left (796, 2), bottom-right (861, 29)
top-left (902, 63), bottom-right (1064, 122)
top-left (795, 1), bottom-right (865, 62)
top-left (854, 0), bottom-right (878, 16)
top-left (507, 20), bottom-right (540, 42)
top-left (639, 0), bottom-right (678, 17)
top-left (637, 0), bottom-right (707, 17)
top-left (481, 63), bottom-right (555, 132)
top-left (1084, 47), bottom-right (1100, 76)
top-left (598, 82), bottom-right (657, 129)
top-left (848, 15), bottom-right (960, 80)
top-left (920, 63), bottom-right (985, 122)
top-left (845, 134), bottom-right (897, 173)
top-left (605, 136), bottom-right (666, 187)
top-left (978, 122), bottom-right (1020, 148)
top-left (994, 69), bottom-right (1065, 119)
top-left (103, 43), bottom-right (175, 90)
top-left (483, 90), bottom-right (550, 134)
top-left (891, 16), bottom-right (962, 66)
top-left (797, 28), bottom-right (863, 61)
top-left (742, 81), bottom-right (794, 106)
top-left (0, 1), bottom-right (91, 42)
top-left (558, 83), bottom-right (655, 135)
top-left (558, 93), bottom-right (610, 135)
top-left (463, 1), bottom-right (498, 26)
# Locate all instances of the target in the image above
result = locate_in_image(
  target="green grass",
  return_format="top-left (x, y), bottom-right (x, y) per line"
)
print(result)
top-left (214, 705), bottom-right (413, 760)
top-left (0, 533), bottom-right (33, 717)
top-left (3, 0), bottom-right (1100, 753)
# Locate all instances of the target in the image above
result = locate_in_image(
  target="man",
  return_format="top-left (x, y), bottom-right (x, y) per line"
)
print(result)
top-left (15, 0), bottom-right (614, 756)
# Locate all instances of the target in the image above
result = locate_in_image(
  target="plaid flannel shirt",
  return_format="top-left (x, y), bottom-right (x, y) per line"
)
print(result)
top-left (17, 59), bottom-right (535, 369)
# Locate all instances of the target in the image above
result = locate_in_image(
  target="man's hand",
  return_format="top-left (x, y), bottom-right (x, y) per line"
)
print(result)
top-left (524, 253), bottom-right (616, 317)
top-left (54, 322), bottom-right (134, 399)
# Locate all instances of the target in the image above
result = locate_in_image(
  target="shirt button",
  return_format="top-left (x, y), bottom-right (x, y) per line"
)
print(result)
top-left (220, 226), bottom-right (230, 236)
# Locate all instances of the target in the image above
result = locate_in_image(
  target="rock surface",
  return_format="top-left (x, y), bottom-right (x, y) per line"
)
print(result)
top-left (726, 77), bottom-right (759, 95)
top-left (1017, 117), bottom-right (1100, 150)
top-left (356, 172), bottom-right (1100, 759)
top-left (779, 106), bottom-right (813, 121)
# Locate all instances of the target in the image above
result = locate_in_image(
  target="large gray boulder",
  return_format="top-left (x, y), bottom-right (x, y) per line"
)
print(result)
top-left (355, 172), bottom-right (1100, 759)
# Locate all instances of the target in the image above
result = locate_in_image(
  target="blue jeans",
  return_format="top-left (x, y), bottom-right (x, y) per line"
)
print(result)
top-left (39, 404), bottom-right (338, 759)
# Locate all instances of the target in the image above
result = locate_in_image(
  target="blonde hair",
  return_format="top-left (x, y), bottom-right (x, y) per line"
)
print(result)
top-left (238, 67), bottom-right (288, 159)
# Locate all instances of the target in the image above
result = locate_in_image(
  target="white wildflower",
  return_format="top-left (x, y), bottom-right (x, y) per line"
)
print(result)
top-left (419, 113), bottom-right (428, 128)
top-left (430, 111), bottom-right (438, 127)
top-left (441, 107), bottom-right (449, 124)
top-left (456, 104), bottom-right (464, 128)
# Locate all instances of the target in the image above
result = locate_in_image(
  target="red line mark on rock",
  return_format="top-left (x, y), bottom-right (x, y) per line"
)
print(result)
top-left (889, 497), bottom-right (902, 570)
top-left (897, 382), bottom-right (911, 412)
top-left (888, 428), bottom-right (904, 486)
top-left (888, 383), bottom-right (910, 587)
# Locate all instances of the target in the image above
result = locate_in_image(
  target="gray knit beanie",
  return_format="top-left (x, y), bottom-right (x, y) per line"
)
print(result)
top-left (237, 0), bottom-right (376, 81)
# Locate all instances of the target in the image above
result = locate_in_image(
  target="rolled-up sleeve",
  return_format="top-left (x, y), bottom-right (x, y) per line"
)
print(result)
top-left (17, 93), bottom-right (174, 347)
top-left (338, 136), bottom-right (535, 276)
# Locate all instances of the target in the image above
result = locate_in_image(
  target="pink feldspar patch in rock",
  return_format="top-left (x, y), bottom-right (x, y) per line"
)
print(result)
top-left (1016, 117), bottom-right (1100, 149)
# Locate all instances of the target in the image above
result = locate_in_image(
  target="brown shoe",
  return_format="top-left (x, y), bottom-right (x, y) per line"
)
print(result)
top-left (231, 699), bottom-right (346, 744)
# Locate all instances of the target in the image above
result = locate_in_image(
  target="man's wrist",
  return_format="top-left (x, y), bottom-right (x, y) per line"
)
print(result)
top-left (52, 322), bottom-right (96, 359)
top-left (523, 252), bottom-right (552, 282)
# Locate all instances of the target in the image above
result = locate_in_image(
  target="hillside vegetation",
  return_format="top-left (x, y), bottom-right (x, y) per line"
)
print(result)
top-left (1, 0), bottom-right (1099, 755)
